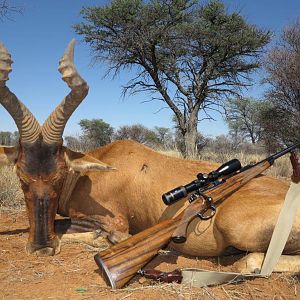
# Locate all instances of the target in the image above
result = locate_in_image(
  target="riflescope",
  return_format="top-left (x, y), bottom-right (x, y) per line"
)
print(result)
top-left (162, 159), bottom-right (241, 205)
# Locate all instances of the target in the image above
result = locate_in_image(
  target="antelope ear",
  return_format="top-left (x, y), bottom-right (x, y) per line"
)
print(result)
top-left (63, 147), bottom-right (116, 172)
top-left (0, 146), bottom-right (19, 166)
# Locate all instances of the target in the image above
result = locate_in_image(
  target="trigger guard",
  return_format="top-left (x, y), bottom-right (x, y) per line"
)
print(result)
top-left (197, 205), bottom-right (216, 220)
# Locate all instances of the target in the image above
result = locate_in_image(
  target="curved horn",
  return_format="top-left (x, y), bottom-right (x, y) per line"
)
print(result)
top-left (0, 43), bottom-right (40, 143)
top-left (42, 39), bottom-right (89, 144)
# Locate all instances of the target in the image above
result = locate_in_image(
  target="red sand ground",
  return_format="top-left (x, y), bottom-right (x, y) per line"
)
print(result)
top-left (0, 211), bottom-right (299, 300)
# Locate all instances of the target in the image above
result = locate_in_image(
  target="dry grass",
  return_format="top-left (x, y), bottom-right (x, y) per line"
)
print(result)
top-left (0, 165), bottom-right (24, 211)
top-left (97, 273), bottom-right (299, 300)
top-left (201, 149), bottom-right (293, 179)
top-left (158, 149), bottom-right (183, 158)
top-left (161, 148), bottom-right (293, 180)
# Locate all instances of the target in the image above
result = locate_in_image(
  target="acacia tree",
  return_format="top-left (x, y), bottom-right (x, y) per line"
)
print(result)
top-left (258, 105), bottom-right (288, 153)
top-left (264, 20), bottom-right (300, 145)
top-left (0, 131), bottom-right (18, 145)
top-left (225, 97), bottom-right (268, 144)
top-left (79, 119), bottom-right (114, 149)
top-left (114, 124), bottom-right (160, 147)
top-left (0, 0), bottom-right (22, 20)
top-left (74, 0), bottom-right (270, 157)
top-left (154, 126), bottom-right (174, 148)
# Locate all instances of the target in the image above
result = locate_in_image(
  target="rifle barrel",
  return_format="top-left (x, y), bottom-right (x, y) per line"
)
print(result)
top-left (270, 142), bottom-right (300, 162)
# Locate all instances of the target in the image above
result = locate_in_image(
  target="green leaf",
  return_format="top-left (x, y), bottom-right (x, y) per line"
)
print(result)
top-left (75, 287), bottom-right (87, 294)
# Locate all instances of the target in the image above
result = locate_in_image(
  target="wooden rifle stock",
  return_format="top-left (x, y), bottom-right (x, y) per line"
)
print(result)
top-left (94, 160), bottom-right (272, 289)
top-left (94, 198), bottom-right (207, 289)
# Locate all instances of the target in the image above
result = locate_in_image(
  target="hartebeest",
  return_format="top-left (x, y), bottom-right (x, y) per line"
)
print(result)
top-left (0, 41), bottom-right (299, 271)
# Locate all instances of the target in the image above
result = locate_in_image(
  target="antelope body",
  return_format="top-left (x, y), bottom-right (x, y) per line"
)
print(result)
top-left (0, 42), bottom-right (299, 272)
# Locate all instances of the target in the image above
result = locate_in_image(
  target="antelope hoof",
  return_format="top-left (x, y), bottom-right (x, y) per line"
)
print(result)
top-left (26, 244), bottom-right (61, 256)
top-left (35, 247), bottom-right (56, 256)
top-left (59, 231), bottom-right (110, 249)
top-left (25, 238), bottom-right (61, 256)
top-left (233, 253), bottom-right (264, 274)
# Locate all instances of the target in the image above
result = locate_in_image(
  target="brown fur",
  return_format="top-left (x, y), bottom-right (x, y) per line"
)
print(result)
top-left (58, 140), bottom-right (300, 257)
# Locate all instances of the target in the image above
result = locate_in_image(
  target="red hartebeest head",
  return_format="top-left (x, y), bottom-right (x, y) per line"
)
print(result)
top-left (0, 40), bottom-right (113, 255)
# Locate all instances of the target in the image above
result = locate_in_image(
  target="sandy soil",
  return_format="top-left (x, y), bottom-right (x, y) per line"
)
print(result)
top-left (0, 211), bottom-right (299, 300)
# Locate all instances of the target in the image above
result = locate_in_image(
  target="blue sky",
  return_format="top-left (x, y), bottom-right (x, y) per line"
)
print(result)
top-left (0, 0), bottom-right (299, 138)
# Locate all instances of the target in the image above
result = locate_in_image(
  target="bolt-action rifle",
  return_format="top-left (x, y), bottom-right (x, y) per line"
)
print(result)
top-left (94, 143), bottom-right (300, 289)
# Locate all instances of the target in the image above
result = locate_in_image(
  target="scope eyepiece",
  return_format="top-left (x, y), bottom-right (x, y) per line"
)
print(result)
top-left (162, 186), bottom-right (187, 205)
